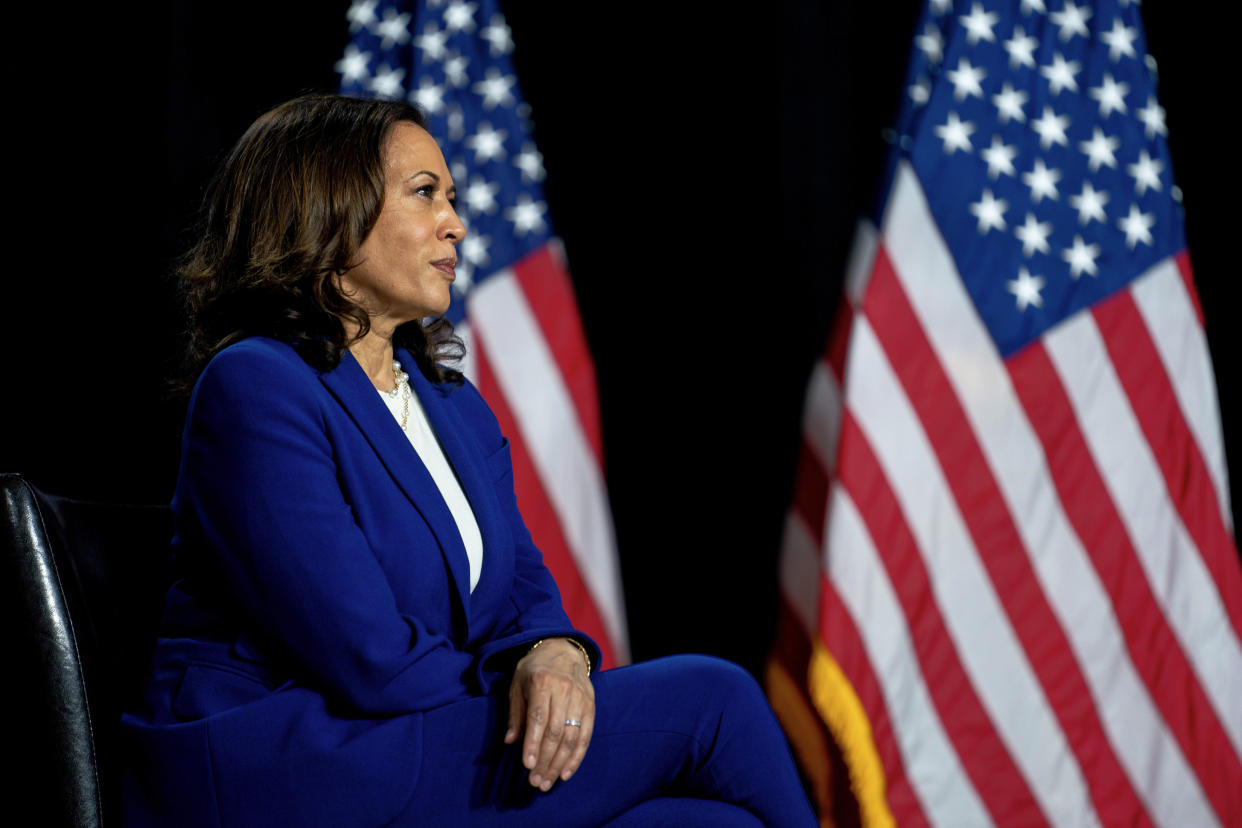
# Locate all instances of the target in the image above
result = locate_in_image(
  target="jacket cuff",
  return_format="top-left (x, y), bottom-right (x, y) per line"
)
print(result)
top-left (473, 629), bottom-right (602, 694)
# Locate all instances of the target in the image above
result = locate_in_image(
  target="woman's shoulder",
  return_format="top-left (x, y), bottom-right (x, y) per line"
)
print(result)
top-left (205, 336), bottom-right (309, 373)
top-left (428, 370), bottom-right (505, 448)
top-left (414, 359), bottom-right (484, 412)
top-left (191, 337), bottom-right (323, 411)
top-left (197, 337), bottom-right (325, 387)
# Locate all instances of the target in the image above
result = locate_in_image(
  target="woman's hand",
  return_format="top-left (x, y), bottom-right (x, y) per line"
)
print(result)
top-left (505, 637), bottom-right (595, 791)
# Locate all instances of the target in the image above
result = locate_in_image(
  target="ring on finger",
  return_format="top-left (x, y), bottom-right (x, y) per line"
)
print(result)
top-left (565, 719), bottom-right (582, 727)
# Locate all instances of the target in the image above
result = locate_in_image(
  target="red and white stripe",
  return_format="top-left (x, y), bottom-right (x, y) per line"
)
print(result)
top-left (460, 240), bottom-right (629, 668)
top-left (778, 161), bottom-right (1242, 825)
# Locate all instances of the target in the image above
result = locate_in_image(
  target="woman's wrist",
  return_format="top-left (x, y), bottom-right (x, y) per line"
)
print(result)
top-left (526, 637), bottom-right (592, 675)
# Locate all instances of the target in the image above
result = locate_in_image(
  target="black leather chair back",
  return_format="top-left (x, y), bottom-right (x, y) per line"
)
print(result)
top-left (2, 473), bottom-right (170, 828)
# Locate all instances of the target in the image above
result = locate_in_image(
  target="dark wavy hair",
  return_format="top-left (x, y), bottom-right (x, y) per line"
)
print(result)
top-left (175, 94), bottom-right (463, 395)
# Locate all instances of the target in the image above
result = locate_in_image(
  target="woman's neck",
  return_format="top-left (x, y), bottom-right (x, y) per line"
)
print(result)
top-left (348, 329), bottom-right (399, 392)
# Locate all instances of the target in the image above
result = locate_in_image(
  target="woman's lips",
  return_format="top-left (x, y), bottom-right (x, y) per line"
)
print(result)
top-left (432, 257), bottom-right (457, 278)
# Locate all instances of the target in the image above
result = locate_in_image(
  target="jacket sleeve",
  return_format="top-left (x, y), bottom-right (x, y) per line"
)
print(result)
top-left (443, 378), bottom-right (603, 690)
top-left (176, 343), bottom-right (477, 715)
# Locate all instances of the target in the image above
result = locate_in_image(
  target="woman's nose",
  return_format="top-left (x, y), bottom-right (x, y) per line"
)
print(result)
top-left (441, 203), bottom-right (466, 243)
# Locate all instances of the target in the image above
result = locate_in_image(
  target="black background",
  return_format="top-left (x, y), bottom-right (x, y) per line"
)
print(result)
top-left (3, 1), bottom-right (1233, 676)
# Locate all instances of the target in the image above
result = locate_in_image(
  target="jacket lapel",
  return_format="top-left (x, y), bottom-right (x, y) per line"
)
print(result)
top-left (319, 350), bottom-right (473, 617)
top-left (401, 348), bottom-right (510, 602)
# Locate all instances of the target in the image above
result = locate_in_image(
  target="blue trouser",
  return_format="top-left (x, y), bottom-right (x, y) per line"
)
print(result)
top-left (396, 655), bottom-right (818, 826)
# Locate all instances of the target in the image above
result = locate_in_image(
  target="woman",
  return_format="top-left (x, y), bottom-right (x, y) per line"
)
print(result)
top-left (123, 94), bottom-right (815, 827)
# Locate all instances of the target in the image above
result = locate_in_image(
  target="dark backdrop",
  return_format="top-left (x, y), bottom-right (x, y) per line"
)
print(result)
top-left (3, 1), bottom-right (1232, 675)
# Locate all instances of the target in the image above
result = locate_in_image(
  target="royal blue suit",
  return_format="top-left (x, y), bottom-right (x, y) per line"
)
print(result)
top-left (123, 337), bottom-right (598, 825)
top-left (123, 337), bottom-right (816, 827)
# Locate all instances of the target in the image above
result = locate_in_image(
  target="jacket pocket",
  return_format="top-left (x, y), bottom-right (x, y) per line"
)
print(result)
top-left (173, 661), bottom-right (275, 721)
top-left (484, 437), bottom-right (512, 484)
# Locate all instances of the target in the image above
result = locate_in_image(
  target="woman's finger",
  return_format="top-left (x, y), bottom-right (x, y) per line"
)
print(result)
top-left (551, 701), bottom-right (590, 782)
top-left (532, 676), bottom-right (572, 789)
top-left (504, 676), bottom-right (526, 745)
top-left (560, 703), bottom-right (594, 781)
top-left (522, 679), bottom-right (550, 774)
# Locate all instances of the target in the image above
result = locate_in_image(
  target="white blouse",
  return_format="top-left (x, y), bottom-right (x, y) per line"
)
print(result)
top-left (378, 372), bottom-right (484, 592)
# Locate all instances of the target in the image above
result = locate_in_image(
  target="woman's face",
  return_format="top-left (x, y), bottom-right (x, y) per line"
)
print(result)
top-left (341, 121), bottom-right (465, 331)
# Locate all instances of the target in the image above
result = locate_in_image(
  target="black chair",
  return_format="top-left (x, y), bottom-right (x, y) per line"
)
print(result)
top-left (2, 473), bottom-right (171, 828)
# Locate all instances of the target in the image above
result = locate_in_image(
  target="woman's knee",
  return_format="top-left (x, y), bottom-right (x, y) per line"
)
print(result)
top-left (664, 655), bottom-right (768, 712)
top-left (600, 796), bottom-right (765, 827)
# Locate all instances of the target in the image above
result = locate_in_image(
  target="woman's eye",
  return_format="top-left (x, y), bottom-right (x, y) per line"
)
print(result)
top-left (415, 184), bottom-right (434, 198)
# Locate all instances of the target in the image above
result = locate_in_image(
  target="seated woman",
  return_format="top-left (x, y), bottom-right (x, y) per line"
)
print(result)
top-left (122, 94), bottom-right (815, 827)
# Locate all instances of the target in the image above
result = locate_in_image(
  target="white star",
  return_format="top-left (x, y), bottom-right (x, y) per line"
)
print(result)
top-left (411, 77), bottom-right (445, 114)
top-left (1023, 158), bottom-right (1061, 203)
top-left (1004, 26), bottom-right (1039, 68)
top-left (443, 1), bottom-right (478, 34)
top-left (1062, 234), bottom-right (1100, 277)
top-left (1127, 150), bottom-right (1164, 195)
top-left (465, 122), bottom-right (507, 162)
top-left (1089, 73), bottom-right (1129, 118)
top-left (368, 65), bottom-right (405, 99)
top-left (961, 3), bottom-right (999, 44)
top-left (946, 57), bottom-right (986, 101)
top-left (909, 78), bottom-right (932, 105)
top-left (473, 68), bottom-right (516, 109)
top-left (450, 159), bottom-right (468, 185)
top-left (415, 23), bottom-right (449, 61)
top-left (931, 0), bottom-right (951, 13)
top-left (334, 44), bottom-right (371, 84)
top-left (934, 112), bottom-right (976, 154)
top-left (1070, 181), bottom-right (1109, 225)
top-left (461, 234), bottom-right (491, 267)
top-left (446, 105), bottom-right (465, 141)
top-left (1080, 127), bottom-right (1120, 172)
top-left (1119, 203), bottom-right (1155, 248)
top-left (481, 14), bottom-right (513, 55)
top-left (346, 0), bottom-right (378, 33)
top-left (993, 83), bottom-right (1028, 123)
top-left (505, 194), bottom-right (547, 236)
top-left (1009, 267), bottom-right (1046, 310)
top-left (1050, 1), bottom-right (1091, 41)
top-left (375, 8), bottom-right (412, 48)
top-left (514, 143), bottom-right (545, 182)
top-left (1041, 52), bottom-right (1081, 94)
top-left (1101, 18), bottom-right (1139, 61)
top-left (1021, 0), bottom-right (1046, 13)
top-left (1031, 105), bottom-right (1070, 148)
top-left (1015, 212), bottom-right (1053, 256)
top-left (453, 259), bottom-right (475, 294)
top-left (916, 24), bottom-right (944, 64)
top-left (1138, 95), bottom-right (1168, 138)
top-left (462, 176), bottom-right (499, 214)
top-left (443, 52), bottom-right (470, 87)
top-left (981, 136), bottom-right (1018, 179)
top-left (970, 188), bottom-right (1008, 233)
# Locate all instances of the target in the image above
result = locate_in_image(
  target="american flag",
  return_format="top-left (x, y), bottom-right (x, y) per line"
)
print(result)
top-left (336, 0), bottom-right (628, 668)
top-left (771, 0), bottom-right (1242, 824)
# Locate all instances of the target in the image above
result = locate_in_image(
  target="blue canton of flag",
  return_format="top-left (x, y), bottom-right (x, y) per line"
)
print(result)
top-left (337, 0), bottom-right (551, 326)
top-left (894, 0), bottom-right (1179, 356)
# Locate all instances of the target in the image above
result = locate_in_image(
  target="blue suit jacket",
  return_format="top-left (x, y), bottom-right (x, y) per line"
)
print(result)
top-left (122, 337), bottom-right (600, 827)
